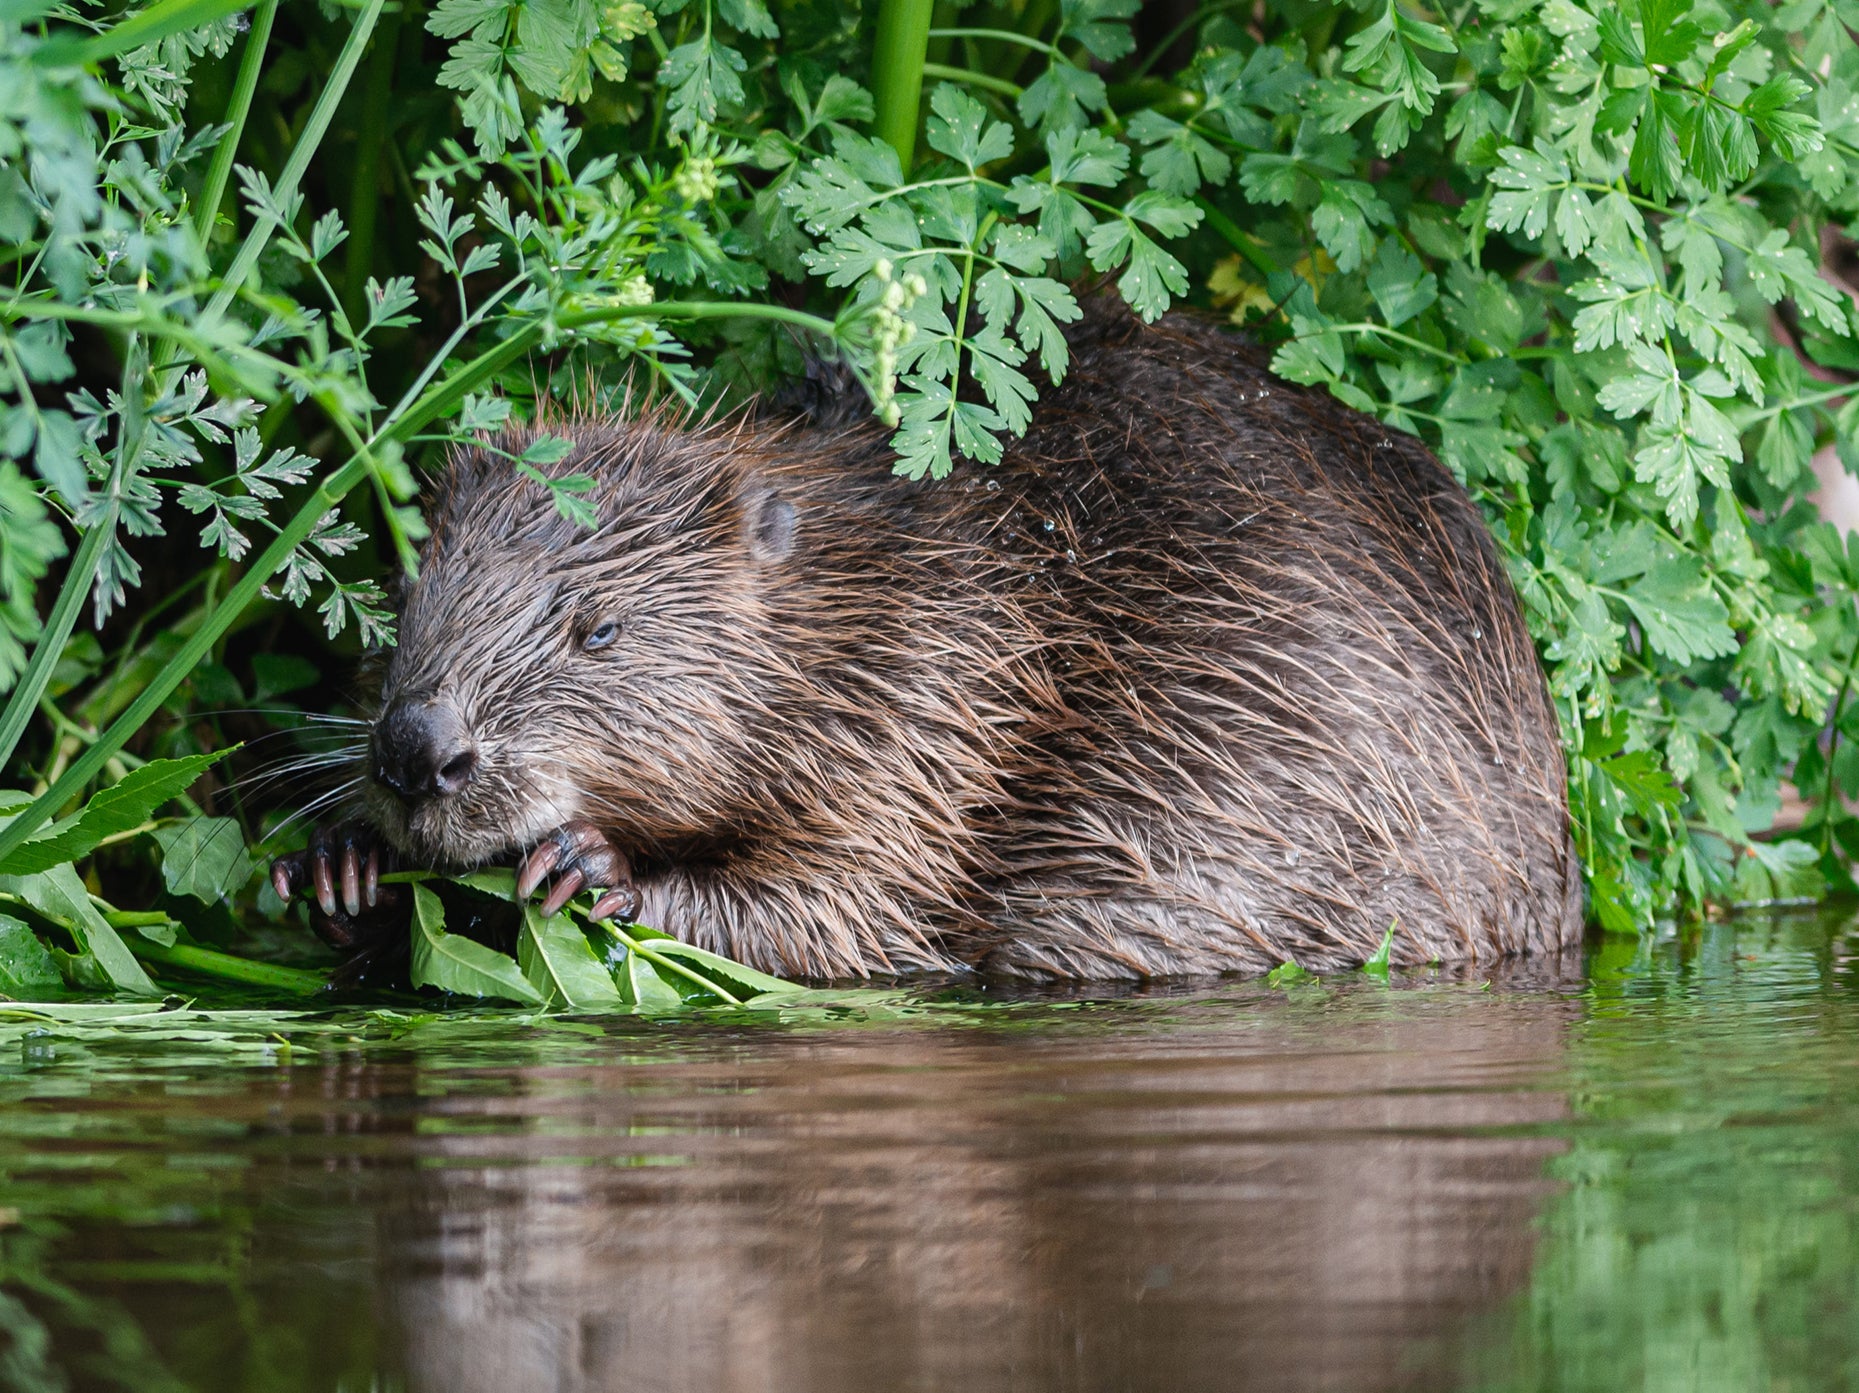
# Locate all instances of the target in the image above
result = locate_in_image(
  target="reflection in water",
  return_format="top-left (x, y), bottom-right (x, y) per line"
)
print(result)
top-left (378, 979), bottom-right (1575, 1393)
top-left (6, 920), bottom-right (1859, 1393)
top-left (1457, 918), bottom-right (1859, 1392)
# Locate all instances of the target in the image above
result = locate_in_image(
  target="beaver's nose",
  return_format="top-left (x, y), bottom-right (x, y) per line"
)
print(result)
top-left (373, 701), bottom-right (477, 801)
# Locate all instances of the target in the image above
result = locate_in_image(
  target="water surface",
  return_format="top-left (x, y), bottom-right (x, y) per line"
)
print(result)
top-left (3, 914), bottom-right (1857, 1392)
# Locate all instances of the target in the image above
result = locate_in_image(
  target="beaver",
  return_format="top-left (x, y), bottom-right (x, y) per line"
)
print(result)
top-left (272, 301), bottom-right (1583, 979)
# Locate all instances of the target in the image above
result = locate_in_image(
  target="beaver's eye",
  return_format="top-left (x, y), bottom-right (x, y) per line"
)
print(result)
top-left (583, 619), bottom-right (621, 651)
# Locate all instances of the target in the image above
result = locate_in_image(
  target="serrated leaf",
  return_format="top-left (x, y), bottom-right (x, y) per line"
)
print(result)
top-left (1367, 241), bottom-right (1437, 326)
top-left (1597, 749), bottom-right (1682, 816)
top-left (0, 751), bottom-right (232, 876)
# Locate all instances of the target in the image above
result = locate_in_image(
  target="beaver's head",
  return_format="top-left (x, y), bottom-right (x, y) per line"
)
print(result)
top-left (360, 418), bottom-right (799, 867)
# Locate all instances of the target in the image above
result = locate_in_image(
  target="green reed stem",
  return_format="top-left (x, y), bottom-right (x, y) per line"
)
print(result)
top-left (871, 0), bottom-right (936, 168)
top-left (345, 0), bottom-right (403, 315)
top-left (0, 521), bottom-right (110, 780)
top-left (199, 0), bottom-right (385, 327)
top-left (194, 0), bottom-right (277, 244)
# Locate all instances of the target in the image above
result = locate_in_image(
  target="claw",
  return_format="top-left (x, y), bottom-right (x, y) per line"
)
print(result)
top-left (539, 867), bottom-right (586, 918)
top-left (516, 837), bottom-right (563, 899)
top-left (364, 845), bottom-right (380, 909)
top-left (589, 887), bottom-right (639, 922)
top-left (272, 859), bottom-right (294, 902)
top-left (312, 852), bottom-right (338, 917)
top-left (341, 844), bottom-right (362, 918)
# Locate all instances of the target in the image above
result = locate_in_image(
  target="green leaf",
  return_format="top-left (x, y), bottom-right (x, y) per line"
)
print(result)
top-left (1734, 838), bottom-right (1825, 903)
top-left (1629, 90), bottom-right (1684, 202)
top-left (152, 816), bottom-right (255, 903)
top-left (1311, 181), bottom-right (1389, 272)
top-left (603, 933), bottom-right (685, 1009)
top-left (659, 36), bottom-right (747, 136)
top-left (0, 751), bottom-right (231, 877)
top-left (1367, 242), bottom-right (1438, 326)
top-left (1043, 126), bottom-right (1129, 188)
top-left (1622, 555), bottom-right (1737, 666)
top-left (1058, 0), bottom-right (1139, 63)
top-left (1019, 58), bottom-right (1108, 136)
top-left (1085, 215), bottom-right (1192, 321)
top-left (1266, 959), bottom-right (1320, 988)
top-left (517, 905), bottom-right (625, 1010)
top-left (647, 938), bottom-right (792, 997)
top-left (1640, 0), bottom-right (1703, 67)
top-left (1487, 143), bottom-right (1569, 242)
top-left (0, 913), bottom-right (61, 996)
top-left (1362, 920), bottom-right (1397, 978)
top-left (0, 865), bottom-right (157, 995)
top-left (409, 883), bottom-right (543, 1004)
top-left (1596, 749), bottom-right (1682, 817)
top-left (924, 84), bottom-right (1015, 171)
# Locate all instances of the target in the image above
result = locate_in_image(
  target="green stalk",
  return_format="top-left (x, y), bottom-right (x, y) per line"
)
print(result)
top-left (194, 0), bottom-right (278, 245)
top-left (871, 0), bottom-right (936, 169)
top-left (1194, 196), bottom-right (1281, 277)
top-left (922, 62), bottom-right (1022, 98)
top-left (344, 0), bottom-right (404, 315)
top-left (606, 923), bottom-right (743, 1006)
top-left (127, 938), bottom-right (330, 994)
top-left (199, 0), bottom-right (386, 328)
top-left (0, 300), bottom-right (841, 866)
top-left (0, 520), bottom-right (111, 777)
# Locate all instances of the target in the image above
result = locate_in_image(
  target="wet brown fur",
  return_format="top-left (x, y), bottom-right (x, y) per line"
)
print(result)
top-left (356, 302), bottom-right (1582, 979)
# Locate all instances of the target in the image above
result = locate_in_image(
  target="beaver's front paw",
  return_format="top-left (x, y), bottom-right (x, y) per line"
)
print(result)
top-left (515, 821), bottom-right (638, 920)
top-left (271, 823), bottom-right (408, 952)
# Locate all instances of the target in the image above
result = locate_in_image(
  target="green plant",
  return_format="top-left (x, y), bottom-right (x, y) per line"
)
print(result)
top-left (3, 0), bottom-right (1859, 1005)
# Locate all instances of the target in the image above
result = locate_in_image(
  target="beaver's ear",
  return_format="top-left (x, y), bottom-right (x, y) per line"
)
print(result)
top-left (744, 485), bottom-right (796, 563)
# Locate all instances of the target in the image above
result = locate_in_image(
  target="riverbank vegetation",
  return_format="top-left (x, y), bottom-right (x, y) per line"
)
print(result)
top-left (0, 0), bottom-right (1856, 1002)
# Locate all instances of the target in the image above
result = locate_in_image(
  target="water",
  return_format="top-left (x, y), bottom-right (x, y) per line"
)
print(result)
top-left (3, 913), bottom-right (1858, 1392)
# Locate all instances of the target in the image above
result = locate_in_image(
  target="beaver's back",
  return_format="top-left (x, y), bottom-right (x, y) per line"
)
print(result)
top-left (769, 306), bottom-right (1580, 975)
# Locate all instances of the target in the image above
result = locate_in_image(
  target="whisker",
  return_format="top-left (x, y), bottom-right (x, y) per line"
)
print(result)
top-left (267, 780), bottom-right (367, 842)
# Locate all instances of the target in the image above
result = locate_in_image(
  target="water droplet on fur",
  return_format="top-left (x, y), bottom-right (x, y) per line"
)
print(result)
top-left (1471, 626), bottom-right (1483, 640)
top-left (985, 478), bottom-right (1002, 492)
top-left (1065, 549), bottom-right (1077, 563)
top-left (1043, 519), bottom-right (1056, 532)
top-left (1284, 849), bottom-right (1301, 867)
top-left (1493, 754), bottom-right (1505, 767)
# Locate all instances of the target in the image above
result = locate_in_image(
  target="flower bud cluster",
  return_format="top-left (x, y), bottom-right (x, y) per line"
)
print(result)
top-left (675, 154), bottom-right (720, 206)
top-left (869, 257), bottom-right (927, 427)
